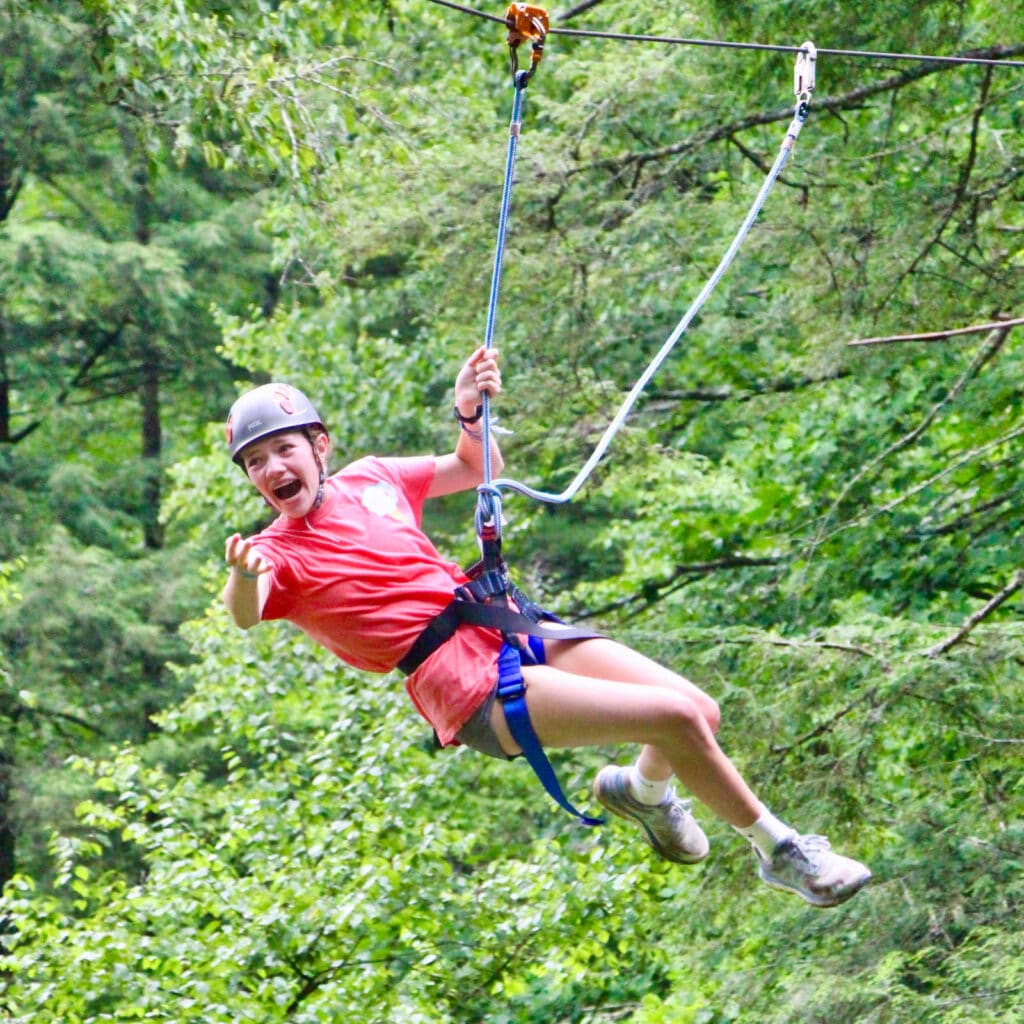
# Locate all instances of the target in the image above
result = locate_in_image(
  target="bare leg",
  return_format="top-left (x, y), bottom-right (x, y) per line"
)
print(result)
top-left (545, 637), bottom-right (720, 785)
top-left (482, 638), bottom-right (872, 906)
top-left (487, 638), bottom-right (761, 828)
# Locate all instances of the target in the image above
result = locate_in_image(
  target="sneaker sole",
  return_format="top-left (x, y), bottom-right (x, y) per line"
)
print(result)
top-left (758, 865), bottom-right (872, 908)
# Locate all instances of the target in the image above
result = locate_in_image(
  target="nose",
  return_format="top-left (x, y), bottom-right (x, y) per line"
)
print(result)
top-left (264, 451), bottom-right (289, 477)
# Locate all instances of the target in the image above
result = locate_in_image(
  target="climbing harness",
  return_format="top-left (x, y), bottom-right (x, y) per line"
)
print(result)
top-left (405, 21), bottom-right (818, 827)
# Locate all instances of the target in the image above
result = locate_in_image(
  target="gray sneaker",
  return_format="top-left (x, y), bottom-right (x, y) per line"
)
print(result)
top-left (756, 833), bottom-right (871, 907)
top-left (593, 765), bottom-right (709, 864)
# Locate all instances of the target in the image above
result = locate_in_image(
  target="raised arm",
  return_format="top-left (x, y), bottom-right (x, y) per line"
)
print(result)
top-left (428, 346), bottom-right (504, 498)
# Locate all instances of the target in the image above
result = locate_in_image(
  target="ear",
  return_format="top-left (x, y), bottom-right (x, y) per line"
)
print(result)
top-left (314, 430), bottom-right (331, 462)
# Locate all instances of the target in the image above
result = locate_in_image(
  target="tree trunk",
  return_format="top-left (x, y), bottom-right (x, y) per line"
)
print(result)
top-left (140, 358), bottom-right (162, 549)
top-left (122, 124), bottom-right (163, 550)
top-left (0, 748), bottom-right (16, 890)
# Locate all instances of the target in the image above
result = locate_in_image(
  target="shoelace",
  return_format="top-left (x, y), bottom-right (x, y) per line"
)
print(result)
top-left (786, 833), bottom-right (832, 870)
top-left (662, 793), bottom-right (695, 821)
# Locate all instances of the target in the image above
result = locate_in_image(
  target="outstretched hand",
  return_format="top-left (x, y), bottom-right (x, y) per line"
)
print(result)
top-left (225, 533), bottom-right (271, 579)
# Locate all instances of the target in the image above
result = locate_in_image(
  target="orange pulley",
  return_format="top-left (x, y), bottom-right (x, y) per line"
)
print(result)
top-left (505, 3), bottom-right (548, 81)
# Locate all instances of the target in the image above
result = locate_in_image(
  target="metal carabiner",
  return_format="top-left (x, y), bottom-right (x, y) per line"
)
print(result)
top-left (475, 484), bottom-right (504, 542)
top-left (506, 3), bottom-right (549, 85)
top-left (794, 40), bottom-right (817, 119)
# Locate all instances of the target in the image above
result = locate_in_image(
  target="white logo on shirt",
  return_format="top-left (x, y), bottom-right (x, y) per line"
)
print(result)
top-left (361, 481), bottom-right (402, 520)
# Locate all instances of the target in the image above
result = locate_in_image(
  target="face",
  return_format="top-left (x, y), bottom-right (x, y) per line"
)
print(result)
top-left (239, 430), bottom-right (328, 518)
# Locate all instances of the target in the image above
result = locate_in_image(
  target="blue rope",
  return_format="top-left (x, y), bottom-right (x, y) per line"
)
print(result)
top-left (479, 71), bottom-right (530, 504)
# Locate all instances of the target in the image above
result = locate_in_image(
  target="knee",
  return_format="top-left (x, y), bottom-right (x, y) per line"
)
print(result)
top-left (650, 692), bottom-right (716, 747)
top-left (698, 694), bottom-right (721, 734)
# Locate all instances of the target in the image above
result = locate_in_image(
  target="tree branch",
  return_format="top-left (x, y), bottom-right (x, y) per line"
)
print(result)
top-left (557, 0), bottom-right (610, 21)
top-left (7, 322), bottom-right (126, 443)
top-left (873, 65), bottom-right (993, 314)
top-left (923, 569), bottom-right (1024, 659)
top-left (770, 685), bottom-right (881, 758)
top-left (36, 173), bottom-right (114, 242)
top-left (577, 555), bottom-right (782, 620)
top-left (0, 162), bottom-right (24, 222)
top-left (571, 44), bottom-right (1024, 182)
top-left (708, 631), bottom-right (889, 667)
top-left (728, 132), bottom-right (810, 203)
top-left (846, 314), bottom-right (1024, 347)
top-left (921, 490), bottom-right (1017, 538)
top-left (874, 419), bottom-right (1024, 520)
top-left (806, 325), bottom-right (1016, 553)
top-left (7, 697), bottom-right (110, 741)
top-left (649, 368), bottom-right (850, 405)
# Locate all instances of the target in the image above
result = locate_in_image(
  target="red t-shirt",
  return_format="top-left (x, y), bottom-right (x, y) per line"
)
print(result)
top-left (252, 456), bottom-right (502, 743)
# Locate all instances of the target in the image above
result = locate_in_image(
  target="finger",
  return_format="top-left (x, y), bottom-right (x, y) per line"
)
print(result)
top-left (241, 544), bottom-right (262, 571)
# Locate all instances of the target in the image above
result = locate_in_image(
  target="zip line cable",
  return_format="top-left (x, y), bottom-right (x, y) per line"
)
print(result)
top-left (424, 0), bottom-right (1024, 69)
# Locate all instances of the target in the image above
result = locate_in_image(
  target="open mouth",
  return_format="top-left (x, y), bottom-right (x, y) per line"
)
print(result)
top-left (273, 480), bottom-right (302, 501)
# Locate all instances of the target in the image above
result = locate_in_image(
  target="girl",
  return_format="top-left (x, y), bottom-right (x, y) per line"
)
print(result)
top-left (223, 346), bottom-right (871, 908)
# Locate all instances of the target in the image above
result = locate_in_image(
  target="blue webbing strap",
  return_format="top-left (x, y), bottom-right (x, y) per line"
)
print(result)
top-left (496, 641), bottom-right (604, 827)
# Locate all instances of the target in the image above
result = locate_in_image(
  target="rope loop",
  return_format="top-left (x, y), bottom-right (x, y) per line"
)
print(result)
top-left (491, 41), bottom-right (818, 506)
top-left (475, 483), bottom-right (504, 541)
top-left (506, 3), bottom-right (548, 83)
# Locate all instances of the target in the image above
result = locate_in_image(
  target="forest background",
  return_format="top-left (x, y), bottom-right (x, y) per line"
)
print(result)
top-left (1, 1), bottom-right (1022, 1021)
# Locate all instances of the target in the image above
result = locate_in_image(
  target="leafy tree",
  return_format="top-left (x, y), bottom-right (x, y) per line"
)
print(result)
top-left (0, 2), bottom-right (280, 527)
top-left (0, 0), bottom-right (281, 885)
top-left (2, 1), bottom-right (1024, 1022)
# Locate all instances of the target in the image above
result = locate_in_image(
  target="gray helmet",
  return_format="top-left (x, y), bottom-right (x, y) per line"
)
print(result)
top-left (226, 383), bottom-right (325, 464)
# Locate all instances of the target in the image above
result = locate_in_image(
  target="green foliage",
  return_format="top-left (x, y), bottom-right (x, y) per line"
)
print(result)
top-left (3, 1), bottom-right (1024, 1022)
top-left (4, 617), bottom-right (1024, 1021)
top-left (0, 528), bottom-right (204, 881)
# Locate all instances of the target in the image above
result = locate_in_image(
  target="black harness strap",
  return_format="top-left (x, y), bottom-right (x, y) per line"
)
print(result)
top-left (396, 573), bottom-right (605, 826)
top-left (397, 590), bottom-right (600, 677)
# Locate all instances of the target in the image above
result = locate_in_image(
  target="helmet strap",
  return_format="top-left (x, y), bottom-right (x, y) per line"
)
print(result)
top-left (308, 429), bottom-right (327, 510)
top-left (312, 468), bottom-right (325, 510)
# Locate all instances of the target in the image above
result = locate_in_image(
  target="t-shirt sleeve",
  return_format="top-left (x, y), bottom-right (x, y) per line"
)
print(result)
top-left (374, 455), bottom-right (437, 526)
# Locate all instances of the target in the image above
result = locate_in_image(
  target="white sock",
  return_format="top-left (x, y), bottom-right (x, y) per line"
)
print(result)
top-left (628, 764), bottom-right (671, 806)
top-left (733, 806), bottom-right (795, 857)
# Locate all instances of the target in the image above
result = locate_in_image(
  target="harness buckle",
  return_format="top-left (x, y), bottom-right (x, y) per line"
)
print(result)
top-left (495, 642), bottom-right (526, 701)
top-left (457, 571), bottom-right (506, 603)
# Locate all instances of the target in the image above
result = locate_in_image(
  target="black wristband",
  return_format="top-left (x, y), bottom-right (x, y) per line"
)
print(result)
top-left (453, 403), bottom-right (484, 425)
